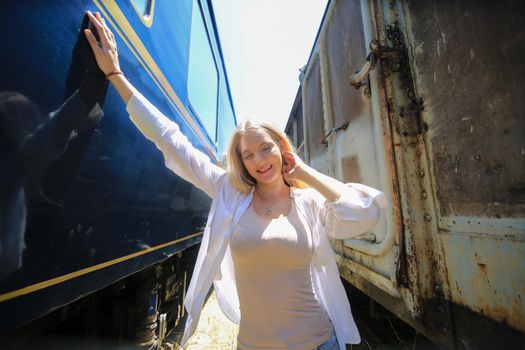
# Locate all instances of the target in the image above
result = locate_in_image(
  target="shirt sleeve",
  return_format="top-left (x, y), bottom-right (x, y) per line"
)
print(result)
top-left (311, 183), bottom-right (387, 239)
top-left (126, 92), bottom-right (226, 199)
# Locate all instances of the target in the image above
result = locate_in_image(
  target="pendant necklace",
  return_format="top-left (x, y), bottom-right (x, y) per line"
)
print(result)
top-left (255, 190), bottom-right (279, 216)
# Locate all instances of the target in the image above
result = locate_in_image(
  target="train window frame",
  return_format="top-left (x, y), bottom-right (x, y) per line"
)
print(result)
top-left (187, 0), bottom-right (220, 146)
top-left (129, 0), bottom-right (155, 28)
top-left (216, 86), bottom-right (237, 158)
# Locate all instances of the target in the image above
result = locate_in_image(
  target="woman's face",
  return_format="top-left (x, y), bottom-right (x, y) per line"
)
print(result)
top-left (238, 129), bottom-right (284, 186)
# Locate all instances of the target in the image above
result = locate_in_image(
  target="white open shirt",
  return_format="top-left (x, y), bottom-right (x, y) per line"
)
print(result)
top-left (126, 92), bottom-right (387, 349)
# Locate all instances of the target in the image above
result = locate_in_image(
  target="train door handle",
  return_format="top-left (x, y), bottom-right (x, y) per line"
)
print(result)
top-left (349, 55), bottom-right (376, 89)
top-left (321, 122), bottom-right (348, 147)
top-left (349, 39), bottom-right (402, 89)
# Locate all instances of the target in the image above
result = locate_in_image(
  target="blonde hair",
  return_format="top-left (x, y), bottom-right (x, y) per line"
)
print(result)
top-left (226, 120), bottom-right (308, 193)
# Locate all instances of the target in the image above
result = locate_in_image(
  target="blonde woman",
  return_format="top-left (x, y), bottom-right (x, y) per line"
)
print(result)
top-left (85, 11), bottom-right (386, 350)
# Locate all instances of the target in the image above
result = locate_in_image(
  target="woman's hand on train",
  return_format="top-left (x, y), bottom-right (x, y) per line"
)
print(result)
top-left (281, 151), bottom-right (308, 182)
top-left (84, 11), bottom-right (120, 75)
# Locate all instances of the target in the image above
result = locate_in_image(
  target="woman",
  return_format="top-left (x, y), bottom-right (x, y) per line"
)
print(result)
top-left (84, 11), bottom-right (386, 350)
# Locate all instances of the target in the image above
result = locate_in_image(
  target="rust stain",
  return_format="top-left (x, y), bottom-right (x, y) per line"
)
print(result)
top-left (342, 155), bottom-right (362, 183)
top-left (452, 246), bottom-right (525, 332)
top-left (455, 297), bottom-right (525, 332)
top-left (455, 281), bottom-right (462, 295)
top-left (477, 262), bottom-right (487, 274)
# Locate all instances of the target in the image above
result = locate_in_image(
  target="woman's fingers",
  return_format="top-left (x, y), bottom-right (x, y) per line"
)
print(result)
top-left (87, 11), bottom-right (111, 47)
top-left (84, 29), bottom-right (101, 52)
top-left (98, 15), bottom-right (117, 45)
top-left (86, 11), bottom-right (102, 26)
top-left (86, 12), bottom-right (104, 38)
top-left (86, 11), bottom-right (104, 33)
top-left (95, 12), bottom-right (111, 35)
top-left (281, 151), bottom-right (307, 181)
top-left (100, 17), bottom-right (117, 45)
top-left (282, 153), bottom-right (295, 174)
top-left (283, 152), bottom-right (296, 166)
top-left (96, 15), bottom-right (112, 48)
top-left (97, 13), bottom-right (109, 31)
top-left (84, 11), bottom-right (121, 74)
top-left (99, 18), bottom-right (112, 45)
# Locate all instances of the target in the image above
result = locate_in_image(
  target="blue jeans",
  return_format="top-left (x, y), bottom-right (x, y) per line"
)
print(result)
top-left (316, 332), bottom-right (339, 350)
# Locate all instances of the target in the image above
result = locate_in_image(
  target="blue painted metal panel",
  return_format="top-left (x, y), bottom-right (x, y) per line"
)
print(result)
top-left (0, 0), bottom-right (236, 333)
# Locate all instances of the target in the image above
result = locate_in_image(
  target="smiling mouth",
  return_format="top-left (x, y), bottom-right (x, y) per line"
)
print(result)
top-left (256, 165), bottom-right (272, 174)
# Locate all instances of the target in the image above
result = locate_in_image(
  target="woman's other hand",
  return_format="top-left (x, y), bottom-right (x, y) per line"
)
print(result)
top-left (84, 11), bottom-right (120, 75)
top-left (281, 151), bottom-right (308, 182)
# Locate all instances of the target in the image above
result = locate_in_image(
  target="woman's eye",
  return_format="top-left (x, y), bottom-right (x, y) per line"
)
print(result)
top-left (244, 154), bottom-right (253, 160)
top-left (263, 145), bottom-right (271, 152)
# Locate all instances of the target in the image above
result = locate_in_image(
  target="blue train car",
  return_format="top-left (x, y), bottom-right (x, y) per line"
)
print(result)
top-left (0, 0), bottom-right (236, 347)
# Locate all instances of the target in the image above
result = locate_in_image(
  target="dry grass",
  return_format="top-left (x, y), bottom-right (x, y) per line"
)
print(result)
top-left (166, 291), bottom-right (239, 350)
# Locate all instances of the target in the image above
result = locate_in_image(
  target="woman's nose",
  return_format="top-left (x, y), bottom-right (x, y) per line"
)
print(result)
top-left (255, 152), bottom-right (266, 164)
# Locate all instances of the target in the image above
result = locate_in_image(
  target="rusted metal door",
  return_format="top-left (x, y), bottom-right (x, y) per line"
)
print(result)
top-left (401, 0), bottom-right (525, 346)
top-left (301, 0), bottom-right (405, 313)
top-left (302, 0), bottom-right (454, 346)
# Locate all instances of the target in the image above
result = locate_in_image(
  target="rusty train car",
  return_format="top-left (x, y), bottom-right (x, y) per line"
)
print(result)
top-left (285, 0), bottom-right (525, 348)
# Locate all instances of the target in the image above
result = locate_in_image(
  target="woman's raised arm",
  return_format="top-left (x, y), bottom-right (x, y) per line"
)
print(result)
top-left (282, 152), bottom-right (386, 238)
top-left (83, 11), bottom-right (226, 198)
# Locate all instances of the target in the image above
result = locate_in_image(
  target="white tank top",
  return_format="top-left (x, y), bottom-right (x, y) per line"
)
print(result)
top-left (230, 202), bottom-right (333, 350)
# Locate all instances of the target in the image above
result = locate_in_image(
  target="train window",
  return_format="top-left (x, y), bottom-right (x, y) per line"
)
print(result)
top-left (303, 57), bottom-right (325, 162)
top-left (130, 0), bottom-right (155, 27)
top-left (188, 0), bottom-right (219, 144)
top-left (287, 115), bottom-right (305, 160)
top-left (295, 116), bottom-right (305, 160)
top-left (324, 0), bottom-right (366, 125)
